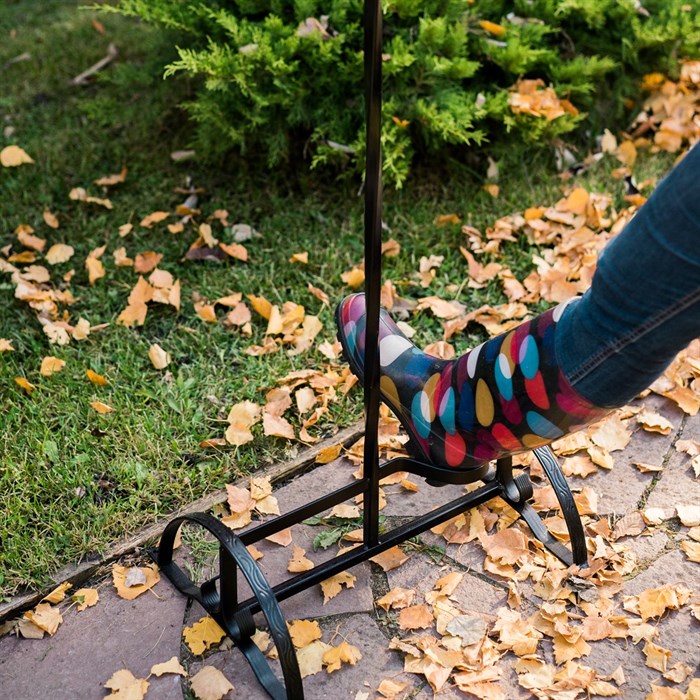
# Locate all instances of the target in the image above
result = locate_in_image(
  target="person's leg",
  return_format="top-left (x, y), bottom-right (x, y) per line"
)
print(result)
top-left (556, 144), bottom-right (700, 406)
top-left (336, 145), bottom-right (700, 470)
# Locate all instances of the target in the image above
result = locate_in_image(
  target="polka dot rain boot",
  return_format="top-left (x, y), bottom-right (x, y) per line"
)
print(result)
top-left (335, 293), bottom-right (609, 472)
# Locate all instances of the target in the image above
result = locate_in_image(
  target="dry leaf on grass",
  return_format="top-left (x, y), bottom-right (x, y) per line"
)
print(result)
top-left (104, 669), bottom-right (149, 699)
top-left (189, 666), bottom-right (234, 700)
top-left (40, 356), bottom-right (66, 377)
top-left (45, 243), bottom-right (74, 264)
top-left (183, 616), bottom-right (226, 655)
top-left (15, 377), bottom-right (36, 394)
top-left (148, 344), bottom-right (171, 369)
top-left (1, 145), bottom-right (34, 167)
top-left (86, 369), bottom-right (109, 386)
top-left (112, 563), bottom-right (160, 600)
top-left (150, 657), bottom-right (187, 677)
top-left (91, 400), bottom-right (114, 414)
top-left (225, 400), bottom-right (261, 446)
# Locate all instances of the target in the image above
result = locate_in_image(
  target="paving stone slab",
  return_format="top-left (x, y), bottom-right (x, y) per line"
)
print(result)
top-left (0, 575), bottom-right (186, 700)
top-left (188, 612), bottom-right (416, 699)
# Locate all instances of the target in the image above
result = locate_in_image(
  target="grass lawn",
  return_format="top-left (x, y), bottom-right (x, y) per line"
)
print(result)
top-left (0, 0), bottom-right (678, 596)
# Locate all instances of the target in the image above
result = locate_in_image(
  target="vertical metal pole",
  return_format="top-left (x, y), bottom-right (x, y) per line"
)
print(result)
top-left (362, 0), bottom-right (383, 548)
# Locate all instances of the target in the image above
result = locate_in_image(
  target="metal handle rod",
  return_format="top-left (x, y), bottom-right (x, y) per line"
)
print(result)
top-left (362, 0), bottom-right (383, 549)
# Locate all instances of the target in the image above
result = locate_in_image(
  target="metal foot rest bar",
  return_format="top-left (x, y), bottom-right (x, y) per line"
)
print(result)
top-left (155, 446), bottom-right (587, 699)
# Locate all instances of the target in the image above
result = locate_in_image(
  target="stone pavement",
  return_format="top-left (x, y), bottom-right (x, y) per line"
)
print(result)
top-left (1, 396), bottom-right (698, 700)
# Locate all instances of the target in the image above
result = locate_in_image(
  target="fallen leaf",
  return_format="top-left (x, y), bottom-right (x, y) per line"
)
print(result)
top-left (15, 377), bottom-right (35, 394)
top-left (112, 563), bottom-right (160, 600)
top-left (315, 443), bottom-right (342, 464)
top-left (623, 585), bottom-right (692, 620)
top-left (480, 19), bottom-right (506, 36)
top-left (72, 588), bottom-right (99, 611)
top-left (263, 412), bottom-right (295, 440)
top-left (370, 546), bottom-right (410, 571)
top-left (297, 640), bottom-right (333, 678)
top-left (189, 666), bottom-right (234, 700)
top-left (265, 528), bottom-right (293, 546)
top-left (86, 369), bottom-right (109, 386)
top-left (290, 251), bottom-right (308, 264)
top-left (398, 604), bottom-right (434, 630)
top-left (643, 640), bottom-right (672, 672)
top-left (1, 145), bottom-right (34, 167)
top-left (589, 417), bottom-right (632, 452)
top-left (0, 339), bottom-right (15, 352)
top-left (446, 615), bottom-right (487, 646)
top-left (376, 587), bottom-right (415, 611)
top-left (320, 571), bottom-right (356, 604)
top-left (104, 669), bottom-right (149, 700)
top-left (140, 211), bottom-right (169, 228)
top-left (183, 616), bottom-right (226, 655)
top-left (637, 410), bottom-right (674, 435)
top-left (377, 679), bottom-right (409, 698)
top-left (288, 619), bottom-right (322, 648)
top-left (677, 504), bottom-right (700, 527)
top-left (94, 167), bottom-right (127, 187)
top-left (150, 657), bottom-right (187, 677)
top-left (42, 210), bottom-right (60, 229)
top-left (24, 603), bottom-right (63, 636)
top-left (148, 344), bottom-right (171, 370)
top-left (91, 400), bottom-right (114, 414)
top-left (18, 618), bottom-right (45, 639)
top-left (288, 545), bottom-right (315, 573)
top-left (43, 581), bottom-right (71, 603)
top-left (219, 242), bottom-right (248, 262)
top-left (225, 400), bottom-right (261, 446)
top-left (45, 243), bottom-right (74, 265)
top-left (323, 641), bottom-right (362, 673)
top-left (134, 251), bottom-right (163, 274)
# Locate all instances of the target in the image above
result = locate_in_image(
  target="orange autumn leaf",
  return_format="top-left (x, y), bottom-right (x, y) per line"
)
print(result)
top-left (288, 619), bottom-right (322, 648)
top-left (45, 243), bottom-right (74, 265)
top-left (112, 563), bottom-right (160, 601)
top-left (287, 545), bottom-right (315, 573)
top-left (220, 242), bottom-right (248, 261)
top-left (24, 604), bottom-right (62, 636)
top-left (91, 400), bottom-right (114, 414)
top-left (247, 294), bottom-right (273, 319)
top-left (398, 604), bottom-right (434, 630)
top-left (148, 344), bottom-right (171, 369)
top-left (0, 339), bottom-right (15, 352)
top-left (42, 210), bottom-right (59, 229)
top-left (370, 546), bottom-right (410, 571)
top-left (315, 443), bottom-right (342, 464)
top-left (15, 377), bottom-right (36, 393)
top-left (86, 369), bottom-right (109, 386)
top-left (72, 588), bottom-right (99, 611)
top-left (323, 641), bottom-right (362, 672)
top-left (319, 571), bottom-right (355, 604)
top-left (479, 19), bottom-right (506, 36)
top-left (40, 356), bottom-right (66, 377)
top-left (140, 211), bottom-right (170, 228)
top-left (94, 167), bottom-right (127, 187)
top-left (134, 251), bottom-right (163, 274)
top-left (190, 666), bottom-right (234, 700)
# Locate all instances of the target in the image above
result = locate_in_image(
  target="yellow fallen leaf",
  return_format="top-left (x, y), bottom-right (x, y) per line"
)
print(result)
top-left (140, 211), bottom-right (170, 228)
top-left (637, 409), bottom-right (674, 435)
top-left (482, 183), bottom-right (500, 198)
top-left (263, 412), bottom-right (295, 439)
top-left (265, 527), bottom-right (293, 546)
top-left (119, 223), bottom-right (134, 237)
top-left (323, 640), bottom-right (362, 672)
top-left (288, 545), bottom-right (315, 573)
top-left (148, 343), bottom-right (171, 369)
top-left (94, 166), bottom-right (127, 187)
top-left (16, 226), bottom-right (46, 252)
top-left (225, 400), bottom-right (261, 446)
top-left (42, 210), bottom-right (59, 229)
top-left (320, 571), bottom-right (356, 604)
top-left (91, 400), bottom-right (114, 414)
top-left (112, 563), bottom-right (160, 600)
top-left (0, 339), bottom-right (14, 352)
top-left (315, 443), bottom-right (342, 464)
top-left (86, 369), bottom-right (109, 385)
top-left (183, 616), bottom-right (226, 655)
top-left (290, 251), bottom-right (308, 264)
top-left (643, 640), bottom-right (672, 672)
top-left (297, 640), bottom-right (333, 678)
top-left (375, 587), bottom-right (415, 611)
top-left (24, 603), bottom-right (63, 636)
top-left (40, 356), bottom-right (66, 377)
top-left (220, 242), bottom-right (248, 261)
top-left (85, 256), bottom-right (105, 285)
top-left (45, 243), bottom-right (74, 265)
top-left (72, 588), bottom-right (99, 611)
top-left (247, 294), bottom-right (273, 319)
top-left (15, 377), bottom-right (35, 393)
top-left (43, 581), bottom-right (71, 603)
top-left (1, 145), bottom-right (34, 167)
top-left (288, 619), bottom-right (322, 648)
top-left (150, 657), bottom-right (187, 677)
top-left (104, 669), bottom-right (149, 700)
top-left (341, 266), bottom-right (365, 289)
top-left (134, 251), bottom-right (163, 274)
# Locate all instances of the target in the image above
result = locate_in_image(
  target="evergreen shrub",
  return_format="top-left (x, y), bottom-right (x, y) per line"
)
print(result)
top-left (105, 0), bottom-right (699, 185)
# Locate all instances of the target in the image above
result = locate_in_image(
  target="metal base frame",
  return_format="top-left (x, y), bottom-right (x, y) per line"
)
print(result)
top-left (154, 0), bottom-right (590, 696)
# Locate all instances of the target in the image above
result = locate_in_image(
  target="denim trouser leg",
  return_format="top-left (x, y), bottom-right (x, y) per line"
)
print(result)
top-left (555, 143), bottom-right (700, 407)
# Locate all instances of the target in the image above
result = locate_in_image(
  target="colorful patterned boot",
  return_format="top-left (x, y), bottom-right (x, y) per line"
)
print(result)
top-left (336, 293), bottom-right (609, 471)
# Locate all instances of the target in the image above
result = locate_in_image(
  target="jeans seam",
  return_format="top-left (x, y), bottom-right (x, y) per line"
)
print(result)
top-left (566, 286), bottom-right (700, 384)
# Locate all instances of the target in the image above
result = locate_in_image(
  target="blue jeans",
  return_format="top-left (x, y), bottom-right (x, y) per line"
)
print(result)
top-left (556, 143), bottom-right (700, 407)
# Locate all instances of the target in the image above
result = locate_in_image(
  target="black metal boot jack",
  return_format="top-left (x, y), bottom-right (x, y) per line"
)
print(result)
top-left (155, 0), bottom-right (589, 695)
